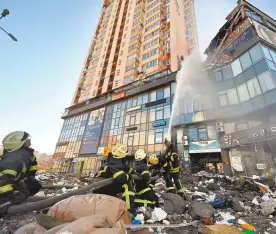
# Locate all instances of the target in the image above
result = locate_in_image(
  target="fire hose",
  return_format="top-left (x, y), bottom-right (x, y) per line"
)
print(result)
top-left (7, 175), bottom-right (159, 215)
top-left (41, 184), bottom-right (76, 189)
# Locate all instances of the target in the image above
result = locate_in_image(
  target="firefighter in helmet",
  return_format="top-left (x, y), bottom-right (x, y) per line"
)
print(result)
top-left (163, 138), bottom-right (186, 199)
top-left (94, 144), bottom-right (136, 213)
top-left (0, 131), bottom-right (42, 216)
top-left (148, 153), bottom-right (167, 177)
top-left (133, 149), bottom-right (158, 208)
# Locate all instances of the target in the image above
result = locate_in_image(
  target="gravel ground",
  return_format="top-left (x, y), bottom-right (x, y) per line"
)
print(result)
top-left (2, 172), bottom-right (276, 233)
top-left (0, 211), bottom-right (39, 234)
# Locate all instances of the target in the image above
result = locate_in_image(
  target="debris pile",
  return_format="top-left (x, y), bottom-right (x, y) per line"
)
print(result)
top-left (2, 171), bottom-right (276, 233)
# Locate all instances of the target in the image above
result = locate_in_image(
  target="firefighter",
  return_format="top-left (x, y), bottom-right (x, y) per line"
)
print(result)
top-left (94, 144), bottom-right (136, 213)
top-left (0, 131), bottom-right (42, 216)
top-left (148, 153), bottom-right (167, 177)
top-left (133, 149), bottom-right (158, 208)
top-left (163, 138), bottom-right (186, 199)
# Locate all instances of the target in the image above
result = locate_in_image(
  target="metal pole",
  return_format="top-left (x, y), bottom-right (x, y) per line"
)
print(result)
top-left (0, 26), bottom-right (17, 41)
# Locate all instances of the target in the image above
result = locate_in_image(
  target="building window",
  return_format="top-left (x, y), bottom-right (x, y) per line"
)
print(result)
top-left (227, 88), bottom-right (239, 105)
top-left (222, 65), bottom-right (234, 80)
top-left (125, 64), bottom-right (136, 72)
top-left (143, 38), bottom-right (159, 50)
top-left (240, 52), bottom-right (253, 71)
top-left (144, 29), bottom-right (159, 41)
top-left (142, 59), bottom-right (159, 70)
top-left (237, 83), bottom-right (250, 103)
top-left (231, 58), bottom-right (243, 77)
top-left (156, 109), bottom-right (163, 120)
top-left (214, 69), bottom-right (223, 82)
top-left (124, 75), bottom-right (134, 84)
top-left (148, 130), bottom-right (155, 144)
top-left (143, 48), bottom-right (159, 60)
top-left (164, 106), bottom-right (170, 119)
top-left (164, 87), bottom-right (170, 98)
top-left (245, 9), bottom-right (263, 23)
top-left (150, 109), bottom-right (156, 122)
top-left (156, 90), bottom-right (164, 100)
top-left (218, 88), bottom-right (239, 106)
top-left (246, 77), bottom-right (262, 98)
top-left (127, 53), bottom-right (138, 61)
top-left (142, 94), bottom-right (149, 104)
top-left (257, 71), bottom-right (276, 93)
top-left (218, 91), bottom-right (227, 106)
top-left (128, 43), bottom-right (139, 51)
top-left (130, 34), bottom-right (141, 42)
top-left (130, 116), bottom-right (135, 125)
top-left (249, 44), bottom-right (263, 63)
top-left (261, 46), bottom-right (273, 61)
top-left (155, 131), bottom-right (163, 144)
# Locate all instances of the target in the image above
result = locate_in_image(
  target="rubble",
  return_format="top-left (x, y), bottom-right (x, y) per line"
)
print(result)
top-left (2, 171), bottom-right (276, 233)
top-left (261, 199), bottom-right (276, 216)
top-left (163, 193), bottom-right (188, 214)
top-left (188, 201), bottom-right (215, 220)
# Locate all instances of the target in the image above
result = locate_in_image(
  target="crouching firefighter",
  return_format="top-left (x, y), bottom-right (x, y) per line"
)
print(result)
top-left (94, 144), bottom-right (136, 213)
top-left (163, 138), bottom-right (186, 199)
top-left (134, 149), bottom-right (158, 208)
top-left (148, 153), bottom-right (167, 177)
top-left (0, 131), bottom-right (42, 216)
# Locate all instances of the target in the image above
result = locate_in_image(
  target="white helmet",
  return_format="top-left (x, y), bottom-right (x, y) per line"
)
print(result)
top-left (135, 149), bottom-right (146, 161)
top-left (112, 144), bottom-right (128, 159)
top-left (2, 131), bottom-right (31, 152)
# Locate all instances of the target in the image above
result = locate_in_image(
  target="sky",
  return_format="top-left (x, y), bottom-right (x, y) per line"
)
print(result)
top-left (0, 0), bottom-right (275, 154)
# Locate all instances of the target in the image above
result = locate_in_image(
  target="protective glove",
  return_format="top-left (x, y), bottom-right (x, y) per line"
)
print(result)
top-left (25, 177), bottom-right (42, 196)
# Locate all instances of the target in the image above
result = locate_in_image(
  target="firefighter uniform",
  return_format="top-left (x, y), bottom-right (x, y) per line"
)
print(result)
top-left (94, 144), bottom-right (136, 212)
top-left (148, 153), bottom-right (168, 177)
top-left (163, 139), bottom-right (186, 198)
top-left (0, 131), bottom-right (42, 216)
top-left (133, 150), bottom-right (158, 208)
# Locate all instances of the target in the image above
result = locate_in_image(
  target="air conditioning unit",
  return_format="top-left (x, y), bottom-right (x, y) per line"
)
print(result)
top-left (216, 121), bottom-right (223, 127)
top-left (216, 126), bottom-right (225, 133)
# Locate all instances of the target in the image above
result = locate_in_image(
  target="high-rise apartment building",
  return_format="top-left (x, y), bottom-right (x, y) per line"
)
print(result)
top-left (53, 0), bottom-right (198, 174)
top-left (72, 0), bottom-right (196, 104)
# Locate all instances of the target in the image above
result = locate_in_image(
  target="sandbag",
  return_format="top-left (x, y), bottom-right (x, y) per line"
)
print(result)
top-left (200, 224), bottom-right (244, 234)
top-left (14, 194), bottom-right (128, 234)
top-left (14, 222), bottom-right (46, 234)
top-left (46, 215), bottom-right (126, 234)
top-left (47, 194), bottom-right (127, 226)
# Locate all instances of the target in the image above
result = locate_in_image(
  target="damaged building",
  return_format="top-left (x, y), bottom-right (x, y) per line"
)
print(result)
top-left (171, 0), bottom-right (276, 176)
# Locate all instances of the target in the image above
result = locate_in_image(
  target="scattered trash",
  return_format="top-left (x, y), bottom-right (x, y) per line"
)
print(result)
top-left (134, 213), bottom-right (145, 224)
top-left (162, 220), bottom-right (170, 225)
top-left (151, 208), bottom-right (167, 222)
top-left (251, 197), bottom-right (259, 206)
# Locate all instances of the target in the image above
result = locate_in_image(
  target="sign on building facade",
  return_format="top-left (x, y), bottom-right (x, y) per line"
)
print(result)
top-left (79, 108), bottom-right (105, 154)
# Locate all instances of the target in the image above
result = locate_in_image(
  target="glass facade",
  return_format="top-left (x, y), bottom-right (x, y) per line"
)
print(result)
top-left (55, 113), bottom-right (89, 159)
top-left (215, 43), bottom-right (276, 107)
top-left (100, 85), bottom-right (171, 154)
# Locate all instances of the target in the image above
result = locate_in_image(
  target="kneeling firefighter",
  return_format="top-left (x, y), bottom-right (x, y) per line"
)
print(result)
top-left (0, 131), bottom-right (42, 216)
top-left (94, 144), bottom-right (136, 213)
top-left (134, 149), bottom-right (158, 208)
top-left (148, 153), bottom-right (167, 177)
top-left (163, 138), bottom-right (186, 199)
